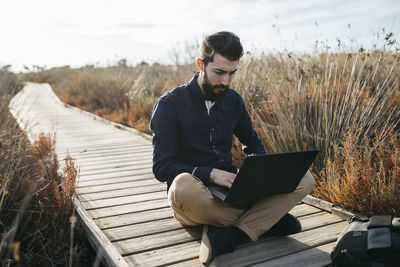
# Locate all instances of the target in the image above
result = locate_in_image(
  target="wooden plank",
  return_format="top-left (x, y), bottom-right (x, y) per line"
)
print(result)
top-left (211, 221), bottom-right (348, 266)
top-left (252, 242), bottom-right (336, 267)
top-left (79, 164), bottom-right (152, 176)
top-left (332, 206), bottom-right (355, 221)
top-left (103, 217), bottom-right (183, 241)
top-left (88, 199), bottom-right (169, 219)
top-left (76, 152), bottom-right (152, 163)
top-left (302, 195), bottom-right (333, 212)
top-left (56, 140), bottom-right (150, 152)
top-left (55, 136), bottom-right (149, 148)
top-left (289, 203), bottom-right (322, 217)
top-left (74, 152), bottom-right (153, 165)
top-left (170, 258), bottom-right (203, 267)
top-left (60, 146), bottom-right (152, 159)
top-left (75, 161), bottom-right (152, 173)
top-left (95, 207), bottom-right (174, 229)
top-left (124, 241), bottom-right (200, 266)
top-left (78, 183), bottom-right (166, 202)
top-left (58, 146), bottom-right (149, 156)
top-left (58, 141), bottom-right (147, 152)
top-left (76, 178), bottom-right (158, 193)
top-left (77, 174), bottom-right (154, 187)
top-left (73, 196), bottom-right (129, 267)
top-left (57, 148), bottom-right (151, 160)
top-left (61, 146), bottom-right (152, 159)
top-left (78, 170), bottom-right (153, 181)
top-left (56, 130), bottom-right (132, 139)
top-left (78, 159), bottom-right (153, 172)
top-left (82, 191), bottom-right (166, 210)
top-left (57, 133), bottom-right (133, 142)
top-left (125, 230), bottom-right (197, 257)
top-left (99, 207), bottom-right (172, 229)
top-left (114, 228), bottom-right (201, 255)
top-left (298, 212), bottom-right (343, 231)
top-left (67, 142), bottom-right (151, 151)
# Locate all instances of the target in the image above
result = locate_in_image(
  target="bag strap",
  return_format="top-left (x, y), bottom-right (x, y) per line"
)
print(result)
top-left (368, 215), bottom-right (392, 228)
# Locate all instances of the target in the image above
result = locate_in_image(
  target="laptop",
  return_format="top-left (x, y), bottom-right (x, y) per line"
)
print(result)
top-left (207, 150), bottom-right (319, 202)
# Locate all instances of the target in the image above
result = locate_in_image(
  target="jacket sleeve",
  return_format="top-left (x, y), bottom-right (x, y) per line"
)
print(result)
top-left (233, 96), bottom-right (267, 155)
top-left (150, 97), bottom-right (211, 184)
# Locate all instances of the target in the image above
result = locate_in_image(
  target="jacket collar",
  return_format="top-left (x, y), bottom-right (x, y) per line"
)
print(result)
top-left (188, 72), bottom-right (207, 106)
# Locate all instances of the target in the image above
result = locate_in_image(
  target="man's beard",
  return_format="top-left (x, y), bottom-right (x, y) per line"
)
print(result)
top-left (201, 71), bottom-right (229, 102)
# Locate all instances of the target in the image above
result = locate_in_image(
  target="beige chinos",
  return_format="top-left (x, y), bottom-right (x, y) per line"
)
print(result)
top-left (167, 171), bottom-right (315, 241)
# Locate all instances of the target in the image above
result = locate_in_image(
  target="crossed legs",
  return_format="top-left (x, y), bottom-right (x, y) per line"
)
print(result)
top-left (168, 170), bottom-right (315, 241)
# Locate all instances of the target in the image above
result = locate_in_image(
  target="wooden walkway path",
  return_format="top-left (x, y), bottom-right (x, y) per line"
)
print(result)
top-left (9, 82), bottom-right (349, 266)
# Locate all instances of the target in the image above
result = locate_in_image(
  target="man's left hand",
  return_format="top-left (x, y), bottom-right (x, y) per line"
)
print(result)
top-left (209, 168), bottom-right (236, 188)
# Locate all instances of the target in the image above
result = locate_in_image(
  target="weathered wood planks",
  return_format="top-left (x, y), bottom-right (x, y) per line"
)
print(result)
top-left (252, 242), bottom-right (336, 267)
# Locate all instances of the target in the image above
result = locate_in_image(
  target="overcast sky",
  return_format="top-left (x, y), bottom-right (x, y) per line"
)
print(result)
top-left (1, 0), bottom-right (399, 72)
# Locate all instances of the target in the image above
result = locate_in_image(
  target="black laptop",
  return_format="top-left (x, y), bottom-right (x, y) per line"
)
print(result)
top-left (207, 150), bottom-right (319, 202)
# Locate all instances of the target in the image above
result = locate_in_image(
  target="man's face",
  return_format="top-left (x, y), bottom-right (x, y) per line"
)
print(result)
top-left (200, 53), bottom-right (239, 101)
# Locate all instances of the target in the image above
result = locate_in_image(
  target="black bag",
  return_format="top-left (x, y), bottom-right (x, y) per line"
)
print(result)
top-left (331, 215), bottom-right (400, 267)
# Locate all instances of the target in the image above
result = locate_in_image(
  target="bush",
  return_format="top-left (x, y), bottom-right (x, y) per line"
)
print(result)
top-left (315, 133), bottom-right (400, 216)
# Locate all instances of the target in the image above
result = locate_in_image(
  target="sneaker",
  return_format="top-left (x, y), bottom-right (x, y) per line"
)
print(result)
top-left (264, 213), bottom-right (302, 236)
top-left (199, 225), bottom-right (238, 263)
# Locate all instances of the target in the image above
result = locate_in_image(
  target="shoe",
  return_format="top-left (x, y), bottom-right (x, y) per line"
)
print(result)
top-left (199, 225), bottom-right (214, 263)
top-left (199, 225), bottom-right (238, 264)
top-left (264, 213), bottom-right (302, 236)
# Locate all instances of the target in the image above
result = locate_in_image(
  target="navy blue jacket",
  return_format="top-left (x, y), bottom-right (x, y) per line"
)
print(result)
top-left (150, 73), bottom-right (266, 188)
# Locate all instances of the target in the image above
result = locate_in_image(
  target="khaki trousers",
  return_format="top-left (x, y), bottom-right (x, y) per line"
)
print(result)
top-left (168, 171), bottom-right (315, 241)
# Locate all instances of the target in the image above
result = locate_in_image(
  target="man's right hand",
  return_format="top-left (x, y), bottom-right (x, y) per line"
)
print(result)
top-left (209, 168), bottom-right (236, 188)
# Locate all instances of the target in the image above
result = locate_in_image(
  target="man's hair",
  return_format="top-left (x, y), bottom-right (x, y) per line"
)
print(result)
top-left (199, 31), bottom-right (243, 66)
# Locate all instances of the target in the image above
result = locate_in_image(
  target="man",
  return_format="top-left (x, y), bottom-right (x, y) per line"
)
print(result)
top-left (150, 31), bottom-right (315, 264)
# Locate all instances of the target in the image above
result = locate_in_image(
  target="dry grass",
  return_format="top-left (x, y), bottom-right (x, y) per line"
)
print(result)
top-left (315, 133), bottom-right (400, 216)
top-left (0, 70), bottom-right (95, 266)
top-left (248, 51), bottom-right (400, 162)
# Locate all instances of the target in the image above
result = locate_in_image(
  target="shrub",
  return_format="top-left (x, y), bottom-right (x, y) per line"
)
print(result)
top-left (315, 133), bottom-right (400, 216)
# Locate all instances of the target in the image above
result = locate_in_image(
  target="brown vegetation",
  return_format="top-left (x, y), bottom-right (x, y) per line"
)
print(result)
top-left (315, 133), bottom-right (400, 217)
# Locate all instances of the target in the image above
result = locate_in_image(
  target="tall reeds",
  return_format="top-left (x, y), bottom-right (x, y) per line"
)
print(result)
top-left (245, 51), bottom-right (400, 160)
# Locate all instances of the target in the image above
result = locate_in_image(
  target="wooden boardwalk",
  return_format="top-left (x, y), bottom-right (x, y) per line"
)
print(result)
top-left (9, 82), bottom-right (349, 266)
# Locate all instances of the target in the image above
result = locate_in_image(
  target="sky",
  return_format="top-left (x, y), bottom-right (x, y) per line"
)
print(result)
top-left (0, 0), bottom-right (399, 72)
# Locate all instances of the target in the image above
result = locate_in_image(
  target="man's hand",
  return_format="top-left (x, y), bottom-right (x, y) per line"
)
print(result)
top-left (209, 168), bottom-right (236, 188)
